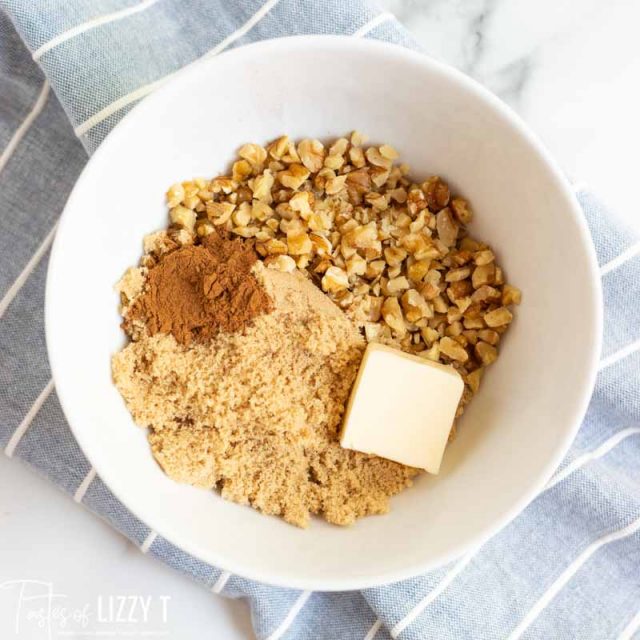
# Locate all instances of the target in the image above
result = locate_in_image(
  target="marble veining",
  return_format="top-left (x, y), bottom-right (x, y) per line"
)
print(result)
top-left (372, 0), bottom-right (640, 226)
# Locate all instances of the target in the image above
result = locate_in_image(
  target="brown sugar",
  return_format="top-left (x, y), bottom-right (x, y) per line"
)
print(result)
top-left (113, 266), bottom-right (417, 527)
top-left (124, 233), bottom-right (272, 345)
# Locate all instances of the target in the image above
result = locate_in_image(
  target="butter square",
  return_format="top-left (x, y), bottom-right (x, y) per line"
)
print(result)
top-left (340, 343), bottom-right (464, 473)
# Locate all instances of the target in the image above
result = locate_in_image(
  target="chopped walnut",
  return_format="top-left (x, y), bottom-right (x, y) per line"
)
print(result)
top-left (475, 341), bottom-right (498, 366)
top-left (206, 202), bottom-right (236, 225)
top-left (451, 197), bottom-right (472, 224)
top-left (297, 139), bottom-right (325, 173)
top-left (278, 164), bottom-right (309, 190)
top-left (170, 205), bottom-right (196, 232)
top-left (382, 296), bottom-right (406, 336)
top-left (287, 232), bottom-right (312, 256)
top-left (436, 208), bottom-right (458, 247)
top-left (322, 266), bottom-right (349, 293)
top-left (502, 284), bottom-right (522, 305)
top-left (265, 254), bottom-right (296, 272)
top-left (166, 183), bottom-right (185, 208)
top-left (439, 337), bottom-right (469, 362)
top-left (484, 307), bottom-right (513, 328)
top-left (238, 143), bottom-right (267, 167)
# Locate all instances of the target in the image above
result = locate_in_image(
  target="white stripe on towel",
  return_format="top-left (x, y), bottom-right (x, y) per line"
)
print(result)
top-left (506, 514), bottom-right (640, 640)
top-left (390, 552), bottom-right (476, 638)
top-left (353, 12), bottom-right (395, 37)
top-left (140, 530), bottom-right (158, 553)
top-left (74, 76), bottom-right (170, 136)
top-left (74, 0), bottom-right (281, 136)
top-left (544, 427), bottom-right (640, 493)
top-left (0, 222), bottom-right (58, 320)
top-left (600, 240), bottom-right (640, 277)
top-left (32, 0), bottom-right (160, 61)
top-left (73, 467), bottom-right (97, 503)
top-left (0, 80), bottom-right (49, 174)
top-left (203, 0), bottom-right (281, 59)
top-left (265, 590), bottom-right (312, 640)
top-left (211, 571), bottom-right (232, 594)
top-left (363, 619), bottom-right (382, 640)
top-left (618, 608), bottom-right (640, 640)
top-left (4, 379), bottom-right (55, 457)
top-left (599, 339), bottom-right (640, 372)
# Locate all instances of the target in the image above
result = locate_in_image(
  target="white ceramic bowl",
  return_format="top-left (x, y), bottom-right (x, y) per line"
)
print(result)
top-left (46, 36), bottom-right (601, 591)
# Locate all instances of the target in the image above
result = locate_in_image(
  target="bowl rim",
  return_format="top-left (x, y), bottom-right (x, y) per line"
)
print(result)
top-left (46, 34), bottom-right (603, 591)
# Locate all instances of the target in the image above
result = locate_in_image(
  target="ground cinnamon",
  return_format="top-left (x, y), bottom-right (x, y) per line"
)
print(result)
top-left (126, 233), bottom-right (272, 344)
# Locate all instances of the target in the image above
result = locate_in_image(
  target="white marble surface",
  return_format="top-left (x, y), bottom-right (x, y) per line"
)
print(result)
top-left (0, 457), bottom-right (254, 640)
top-left (2, 3), bottom-right (640, 639)
top-left (378, 0), bottom-right (640, 231)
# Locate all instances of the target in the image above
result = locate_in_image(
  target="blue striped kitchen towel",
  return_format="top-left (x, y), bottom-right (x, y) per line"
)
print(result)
top-left (1, 2), bottom-right (639, 639)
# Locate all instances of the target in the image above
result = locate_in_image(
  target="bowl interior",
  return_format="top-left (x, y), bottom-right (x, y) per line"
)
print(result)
top-left (46, 36), bottom-right (600, 590)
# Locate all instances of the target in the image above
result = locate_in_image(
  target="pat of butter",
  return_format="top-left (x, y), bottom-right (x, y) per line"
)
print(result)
top-left (340, 343), bottom-right (464, 473)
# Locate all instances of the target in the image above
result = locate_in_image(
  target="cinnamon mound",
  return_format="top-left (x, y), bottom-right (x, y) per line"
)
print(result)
top-left (124, 233), bottom-right (271, 345)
